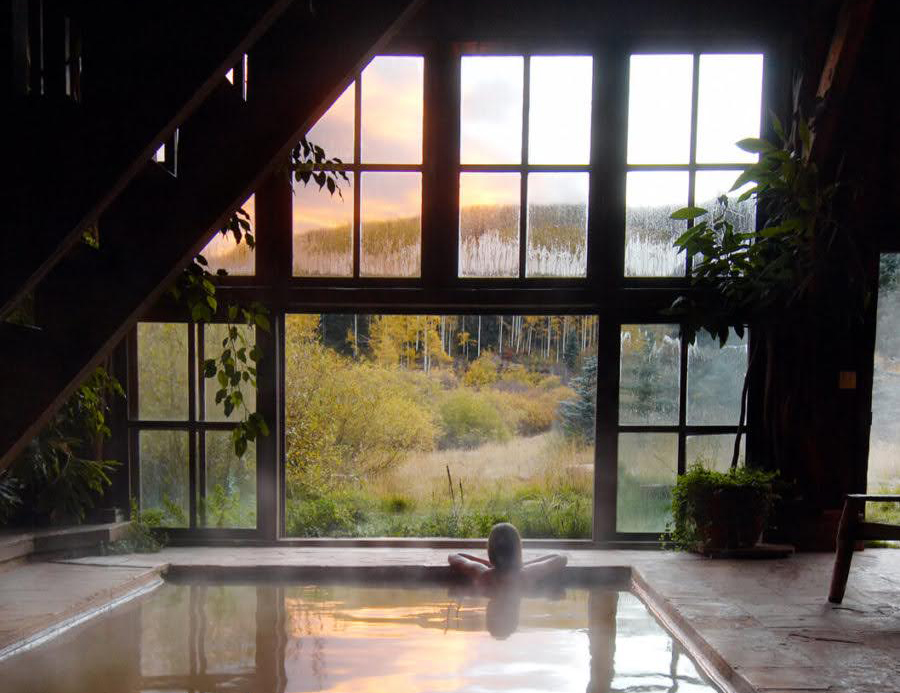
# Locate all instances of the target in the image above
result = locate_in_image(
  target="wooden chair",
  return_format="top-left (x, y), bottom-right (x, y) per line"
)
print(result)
top-left (828, 493), bottom-right (900, 603)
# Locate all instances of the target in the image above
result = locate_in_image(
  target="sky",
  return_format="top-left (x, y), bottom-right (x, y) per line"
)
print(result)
top-left (288, 52), bottom-right (763, 233)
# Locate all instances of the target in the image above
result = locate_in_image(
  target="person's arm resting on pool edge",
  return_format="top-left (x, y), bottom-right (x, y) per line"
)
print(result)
top-left (448, 553), bottom-right (492, 580)
top-left (521, 553), bottom-right (567, 581)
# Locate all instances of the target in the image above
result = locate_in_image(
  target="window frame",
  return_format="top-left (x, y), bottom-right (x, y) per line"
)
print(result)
top-left (126, 320), bottom-right (264, 540)
top-left (121, 33), bottom-right (778, 547)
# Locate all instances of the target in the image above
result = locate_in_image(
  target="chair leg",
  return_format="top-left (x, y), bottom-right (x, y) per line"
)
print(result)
top-left (829, 498), bottom-right (862, 604)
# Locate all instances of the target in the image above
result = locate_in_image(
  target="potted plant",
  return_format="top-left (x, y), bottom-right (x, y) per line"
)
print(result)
top-left (666, 111), bottom-right (864, 551)
top-left (669, 465), bottom-right (778, 552)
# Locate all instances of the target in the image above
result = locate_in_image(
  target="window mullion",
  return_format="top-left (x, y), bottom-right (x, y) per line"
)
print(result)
top-left (188, 324), bottom-right (198, 528)
top-left (353, 75), bottom-right (362, 278)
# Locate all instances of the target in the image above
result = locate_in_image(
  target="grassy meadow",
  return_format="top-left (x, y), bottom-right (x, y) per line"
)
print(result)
top-left (283, 313), bottom-right (602, 538)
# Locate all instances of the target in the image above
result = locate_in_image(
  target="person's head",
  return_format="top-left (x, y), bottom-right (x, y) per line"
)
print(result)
top-left (487, 522), bottom-right (522, 572)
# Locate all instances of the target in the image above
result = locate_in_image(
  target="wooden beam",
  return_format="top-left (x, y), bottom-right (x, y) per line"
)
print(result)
top-left (0, 0), bottom-right (422, 471)
top-left (808, 0), bottom-right (876, 165)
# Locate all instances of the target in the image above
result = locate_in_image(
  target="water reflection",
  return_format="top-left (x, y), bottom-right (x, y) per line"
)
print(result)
top-left (0, 583), bottom-right (718, 693)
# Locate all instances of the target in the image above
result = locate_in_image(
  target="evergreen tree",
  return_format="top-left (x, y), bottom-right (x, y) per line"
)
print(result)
top-left (559, 355), bottom-right (597, 442)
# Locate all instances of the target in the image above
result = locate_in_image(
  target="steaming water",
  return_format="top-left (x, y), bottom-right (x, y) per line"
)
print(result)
top-left (0, 582), bottom-right (720, 692)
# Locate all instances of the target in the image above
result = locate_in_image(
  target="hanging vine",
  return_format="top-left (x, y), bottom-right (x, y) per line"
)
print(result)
top-left (171, 137), bottom-right (347, 457)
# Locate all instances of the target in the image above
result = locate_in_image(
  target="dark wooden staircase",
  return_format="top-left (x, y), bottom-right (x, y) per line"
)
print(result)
top-left (1, 0), bottom-right (421, 469)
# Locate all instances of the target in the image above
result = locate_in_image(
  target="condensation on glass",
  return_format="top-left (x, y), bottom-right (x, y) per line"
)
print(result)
top-left (203, 324), bottom-right (257, 422)
top-left (137, 323), bottom-right (188, 421)
top-left (283, 313), bottom-right (597, 538)
top-left (526, 172), bottom-right (588, 277)
top-left (201, 433), bottom-right (256, 529)
top-left (460, 56), bottom-right (524, 164)
top-left (528, 56), bottom-right (592, 165)
top-left (201, 195), bottom-right (256, 276)
top-left (360, 172), bottom-right (422, 277)
top-left (696, 54), bottom-right (764, 164)
top-left (867, 253), bottom-right (900, 492)
top-left (459, 172), bottom-right (520, 277)
top-left (627, 55), bottom-right (693, 165)
top-left (292, 172), bottom-right (354, 277)
top-left (617, 432), bottom-right (677, 533)
top-left (294, 56), bottom-right (423, 279)
top-left (361, 56), bottom-right (424, 164)
top-left (139, 430), bottom-right (189, 527)
top-left (624, 172), bottom-right (688, 277)
top-left (686, 434), bottom-right (746, 472)
top-left (694, 170), bottom-right (756, 234)
top-left (686, 328), bottom-right (748, 425)
top-left (619, 324), bottom-right (681, 425)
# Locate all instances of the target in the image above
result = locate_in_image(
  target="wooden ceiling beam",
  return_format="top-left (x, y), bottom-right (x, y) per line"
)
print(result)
top-left (807, 0), bottom-right (876, 165)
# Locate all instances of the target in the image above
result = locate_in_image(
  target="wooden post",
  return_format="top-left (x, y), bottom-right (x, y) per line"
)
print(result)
top-left (828, 495), bottom-right (863, 603)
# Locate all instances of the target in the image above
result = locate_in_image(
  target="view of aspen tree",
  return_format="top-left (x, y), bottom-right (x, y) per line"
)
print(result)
top-left (284, 313), bottom-right (599, 537)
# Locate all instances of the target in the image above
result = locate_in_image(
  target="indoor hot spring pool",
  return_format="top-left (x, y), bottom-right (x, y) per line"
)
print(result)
top-left (0, 580), bottom-right (722, 692)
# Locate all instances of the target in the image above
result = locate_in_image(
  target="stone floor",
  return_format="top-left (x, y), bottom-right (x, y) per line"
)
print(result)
top-left (0, 547), bottom-right (897, 692)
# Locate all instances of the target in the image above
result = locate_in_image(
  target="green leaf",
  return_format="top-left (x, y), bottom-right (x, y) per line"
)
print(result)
top-left (254, 314), bottom-right (271, 332)
top-left (203, 360), bottom-right (217, 378)
top-left (736, 137), bottom-right (773, 154)
top-left (729, 169), bottom-right (757, 192)
top-left (670, 206), bottom-right (708, 220)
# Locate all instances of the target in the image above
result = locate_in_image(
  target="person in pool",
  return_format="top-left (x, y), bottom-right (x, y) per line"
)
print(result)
top-left (448, 522), bottom-right (567, 586)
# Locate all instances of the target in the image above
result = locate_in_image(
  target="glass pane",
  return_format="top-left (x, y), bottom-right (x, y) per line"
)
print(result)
top-left (617, 432), bottom-right (677, 533)
top-left (687, 328), bottom-right (748, 425)
top-left (625, 171), bottom-right (688, 277)
top-left (137, 323), bottom-right (188, 421)
top-left (361, 56), bottom-right (423, 164)
top-left (202, 432), bottom-right (256, 529)
top-left (203, 324), bottom-right (257, 422)
top-left (202, 195), bottom-right (256, 276)
top-left (139, 430), bottom-right (189, 527)
top-left (528, 56), bottom-right (592, 165)
top-left (284, 313), bottom-right (596, 538)
top-left (292, 172), bottom-right (353, 277)
top-left (459, 172), bottom-right (520, 278)
top-left (619, 324), bottom-right (680, 425)
top-left (305, 82), bottom-right (354, 163)
top-left (360, 172), bottom-right (421, 277)
top-left (695, 170), bottom-right (756, 233)
top-left (627, 55), bottom-right (693, 164)
top-left (868, 254), bottom-right (900, 492)
top-left (460, 56), bottom-right (523, 164)
top-left (526, 172), bottom-right (588, 277)
top-left (686, 434), bottom-right (745, 473)
top-left (696, 54), bottom-right (763, 163)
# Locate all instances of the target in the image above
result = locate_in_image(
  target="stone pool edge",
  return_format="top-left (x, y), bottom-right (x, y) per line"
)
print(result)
top-left (630, 567), bottom-right (755, 693)
top-left (0, 565), bottom-right (165, 661)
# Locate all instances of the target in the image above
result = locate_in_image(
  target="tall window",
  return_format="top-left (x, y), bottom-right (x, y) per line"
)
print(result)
top-left (130, 323), bottom-right (258, 529)
top-left (292, 56), bottom-right (425, 278)
top-left (868, 254), bottom-right (900, 494)
top-left (458, 55), bottom-right (593, 278)
top-left (617, 325), bottom-right (748, 533)
top-left (127, 46), bottom-right (766, 542)
top-left (624, 53), bottom-right (762, 277)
